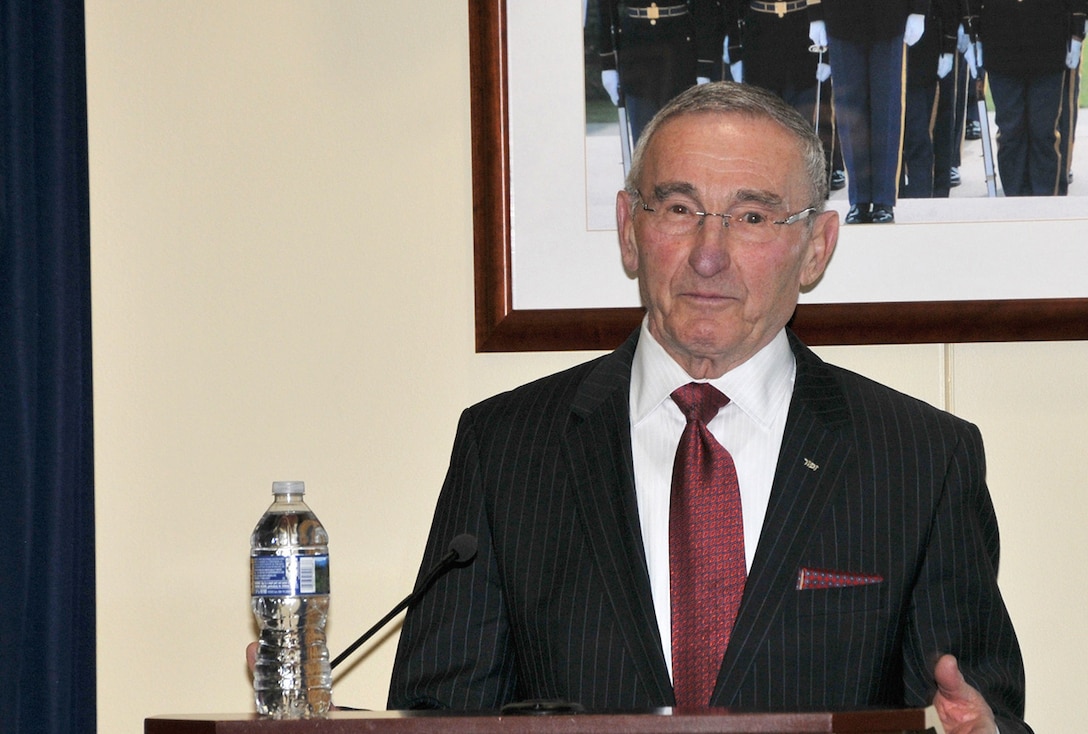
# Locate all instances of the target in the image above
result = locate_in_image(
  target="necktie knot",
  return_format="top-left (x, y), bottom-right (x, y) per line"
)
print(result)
top-left (671, 382), bottom-right (729, 425)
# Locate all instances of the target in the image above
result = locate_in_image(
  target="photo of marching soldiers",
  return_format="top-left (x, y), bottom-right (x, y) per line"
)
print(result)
top-left (584, 0), bottom-right (1086, 227)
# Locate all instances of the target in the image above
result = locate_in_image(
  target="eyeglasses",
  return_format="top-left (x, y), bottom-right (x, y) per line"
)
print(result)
top-left (635, 191), bottom-right (816, 243)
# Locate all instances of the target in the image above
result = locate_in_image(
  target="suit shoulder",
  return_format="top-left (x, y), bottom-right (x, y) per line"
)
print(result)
top-left (462, 329), bottom-right (638, 425)
top-left (790, 335), bottom-right (978, 438)
top-left (823, 359), bottom-right (980, 436)
top-left (472, 357), bottom-right (600, 408)
top-left (462, 348), bottom-right (626, 426)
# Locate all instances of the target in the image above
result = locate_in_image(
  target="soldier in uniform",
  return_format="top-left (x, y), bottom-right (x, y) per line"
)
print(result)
top-left (965, 0), bottom-right (1087, 196)
top-left (597, 0), bottom-right (725, 145)
top-left (900, 0), bottom-right (959, 198)
top-left (810, 0), bottom-right (930, 223)
top-left (725, 0), bottom-right (845, 193)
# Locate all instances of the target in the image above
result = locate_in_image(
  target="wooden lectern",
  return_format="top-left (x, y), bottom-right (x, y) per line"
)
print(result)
top-left (145, 707), bottom-right (936, 733)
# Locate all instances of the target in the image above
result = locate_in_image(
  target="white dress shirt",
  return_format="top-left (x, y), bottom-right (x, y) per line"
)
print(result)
top-left (629, 320), bottom-right (796, 678)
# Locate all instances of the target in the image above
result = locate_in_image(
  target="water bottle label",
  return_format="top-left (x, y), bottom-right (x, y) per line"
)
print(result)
top-left (252, 554), bottom-right (330, 596)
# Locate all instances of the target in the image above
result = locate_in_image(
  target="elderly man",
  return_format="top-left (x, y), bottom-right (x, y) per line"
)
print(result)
top-left (388, 82), bottom-right (1030, 734)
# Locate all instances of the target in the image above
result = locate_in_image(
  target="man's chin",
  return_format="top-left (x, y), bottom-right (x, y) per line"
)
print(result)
top-left (661, 323), bottom-right (757, 367)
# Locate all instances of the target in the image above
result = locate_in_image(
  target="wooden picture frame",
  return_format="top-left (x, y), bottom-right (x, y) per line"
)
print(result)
top-left (470, 0), bottom-right (1088, 352)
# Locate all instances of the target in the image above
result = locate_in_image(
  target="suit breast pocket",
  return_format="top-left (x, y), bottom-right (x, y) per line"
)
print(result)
top-left (793, 581), bottom-right (888, 619)
top-left (779, 579), bottom-right (897, 699)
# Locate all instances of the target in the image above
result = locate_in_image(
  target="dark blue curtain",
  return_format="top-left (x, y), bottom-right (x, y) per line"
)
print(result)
top-left (1, 0), bottom-right (96, 732)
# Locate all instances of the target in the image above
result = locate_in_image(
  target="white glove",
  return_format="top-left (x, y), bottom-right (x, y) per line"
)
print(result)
top-left (964, 41), bottom-right (982, 78)
top-left (601, 69), bottom-right (620, 106)
top-left (937, 52), bottom-right (953, 78)
top-left (730, 61), bottom-right (744, 83)
top-left (809, 20), bottom-right (828, 49)
top-left (1067, 38), bottom-right (1083, 69)
top-left (816, 62), bottom-right (831, 82)
top-left (904, 13), bottom-right (925, 47)
top-left (723, 35), bottom-right (731, 64)
top-left (957, 24), bottom-right (970, 54)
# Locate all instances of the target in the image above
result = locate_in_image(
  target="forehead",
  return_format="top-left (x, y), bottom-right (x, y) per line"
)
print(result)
top-left (640, 112), bottom-right (807, 203)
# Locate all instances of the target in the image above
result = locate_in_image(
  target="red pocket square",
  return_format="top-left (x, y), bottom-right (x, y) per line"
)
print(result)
top-left (796, 567), bottom-right (884, 590)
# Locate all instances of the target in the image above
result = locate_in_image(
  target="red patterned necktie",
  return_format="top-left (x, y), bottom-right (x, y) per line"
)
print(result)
top-left (669, 382), bottom-right (747, 707)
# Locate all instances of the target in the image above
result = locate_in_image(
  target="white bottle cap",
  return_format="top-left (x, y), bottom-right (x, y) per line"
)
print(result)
top-left (272, 480), bottom-right (305, 495)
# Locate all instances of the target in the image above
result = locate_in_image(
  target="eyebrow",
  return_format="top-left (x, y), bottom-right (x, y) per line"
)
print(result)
top-left (650, 183), bottom-right (786, 209)
top-left (651, 182), bottom-right (698, 201)
top-left (732, 188), bottom-right (785, 208)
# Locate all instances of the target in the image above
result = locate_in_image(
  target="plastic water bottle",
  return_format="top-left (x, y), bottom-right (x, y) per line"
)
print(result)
top-left (250, 481), bottom-right (331, 718)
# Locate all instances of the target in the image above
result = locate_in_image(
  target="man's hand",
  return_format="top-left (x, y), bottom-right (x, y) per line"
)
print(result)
top-left (964, 42), bottom-right (982, 78)
top-left (904, 14), bottom-right (925, 47)
top-left (601, 70), bottom-right (620, 106)
top-left (937, 53), bottom-right (954, 79)
top-left (957, 24), bottom-right (970, 54)
top-left (932, 654), bottom-right (998, 734)
top-left (1067, 38), bottom-right (1083, 70)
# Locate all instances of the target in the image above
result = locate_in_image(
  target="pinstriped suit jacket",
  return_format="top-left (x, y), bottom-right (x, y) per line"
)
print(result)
top-left (388, 329), bottom-right (1030, 733)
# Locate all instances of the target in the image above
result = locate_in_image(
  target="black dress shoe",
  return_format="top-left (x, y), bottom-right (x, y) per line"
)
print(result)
top-left (870, 204), bottom-right (895, 223)
top-left (829, 169), bottom-right (846, 190)
top-left (845, 203), bottom-right (872, 224)
top-left (965, 120), bottom-right (982, 140)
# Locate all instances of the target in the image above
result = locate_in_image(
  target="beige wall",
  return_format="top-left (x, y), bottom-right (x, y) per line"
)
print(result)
top-left (86, 3), bottom-right (1087, 732)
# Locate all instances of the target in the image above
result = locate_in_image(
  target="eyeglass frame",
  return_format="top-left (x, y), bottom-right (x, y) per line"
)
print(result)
top-left (633, 189), bottom-right (818, 233)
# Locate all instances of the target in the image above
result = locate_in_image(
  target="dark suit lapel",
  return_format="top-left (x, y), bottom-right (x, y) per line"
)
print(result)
top-left (564, 330), bottom-right (675, 704)
top-left (713, 335), bottom-right (854, 705)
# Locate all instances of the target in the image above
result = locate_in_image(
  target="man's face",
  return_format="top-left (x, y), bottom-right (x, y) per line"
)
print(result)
top-left (617, 112), bottom-right (838, 378)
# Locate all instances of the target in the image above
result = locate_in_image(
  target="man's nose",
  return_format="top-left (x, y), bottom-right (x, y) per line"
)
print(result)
top-left (688, 218), bottom-right (733, 275)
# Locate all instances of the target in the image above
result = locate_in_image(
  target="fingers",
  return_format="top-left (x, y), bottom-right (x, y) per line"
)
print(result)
top-left (932, 654), bottom-right (998, 734)
top-left (246, 641), bottom-right (258, 674)
top-left (934, 653), bottom-right (965, 695)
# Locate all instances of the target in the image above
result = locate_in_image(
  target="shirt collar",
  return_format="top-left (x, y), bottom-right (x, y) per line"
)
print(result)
top-left (630, 318), bottom-right (796, 429)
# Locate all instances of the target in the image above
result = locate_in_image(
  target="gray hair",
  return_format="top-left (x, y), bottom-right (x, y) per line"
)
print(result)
top-left (625, 81), bottom-right (828, 208)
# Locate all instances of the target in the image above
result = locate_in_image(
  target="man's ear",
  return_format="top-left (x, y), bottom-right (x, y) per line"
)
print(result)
top-left (799, 209), bottom-right (838, 288)
top-left (616, 190), bottom-right (639, 276)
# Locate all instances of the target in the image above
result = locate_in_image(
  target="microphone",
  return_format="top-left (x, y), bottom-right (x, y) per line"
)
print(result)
top-left (329, 533), bottom-right (477, 670)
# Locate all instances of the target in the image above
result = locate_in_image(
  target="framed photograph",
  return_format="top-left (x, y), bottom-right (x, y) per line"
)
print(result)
top-left (470, 0), bottom-right (1088, 352)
